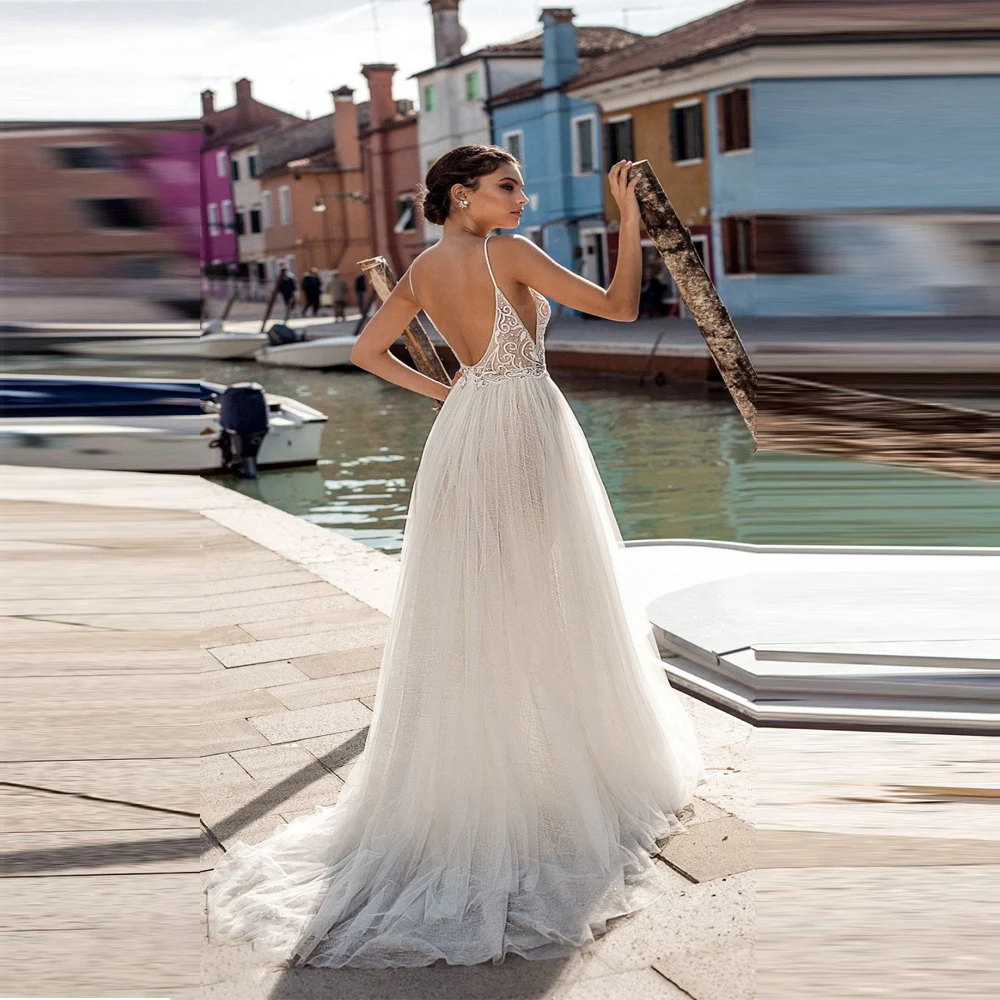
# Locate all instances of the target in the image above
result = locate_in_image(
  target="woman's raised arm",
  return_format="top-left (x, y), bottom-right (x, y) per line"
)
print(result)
top-left (507, 160), bottom-right (642, 322)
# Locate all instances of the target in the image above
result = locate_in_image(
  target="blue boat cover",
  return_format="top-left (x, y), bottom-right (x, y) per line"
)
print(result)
top-left (0, 376), bottom-right (224, 418)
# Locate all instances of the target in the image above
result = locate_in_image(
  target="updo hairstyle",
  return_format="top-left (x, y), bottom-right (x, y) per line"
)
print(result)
top-left (415, 144), bottom-right (519, 226)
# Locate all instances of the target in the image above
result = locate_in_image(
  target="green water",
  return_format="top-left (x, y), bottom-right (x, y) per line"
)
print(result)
top-left (7, 354), bottom-right (999, 555)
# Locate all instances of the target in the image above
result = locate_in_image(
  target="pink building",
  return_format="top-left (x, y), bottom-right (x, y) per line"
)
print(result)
top-left (200, 79), bottom-right (300, 267)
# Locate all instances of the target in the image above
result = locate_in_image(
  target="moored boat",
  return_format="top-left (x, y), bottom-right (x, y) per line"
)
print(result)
top-left (0, 375), bottom-right (326, 475)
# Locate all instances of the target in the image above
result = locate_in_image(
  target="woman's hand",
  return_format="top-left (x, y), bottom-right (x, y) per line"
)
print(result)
top-left (609, 160), bottom-right (640, 227)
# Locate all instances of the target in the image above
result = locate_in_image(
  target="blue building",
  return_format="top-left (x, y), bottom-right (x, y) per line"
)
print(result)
top-left (488, 11), bottom-right (638, 289)
top-left (707, 48), bottom-right (1000, 316)
top-left (567, 0), bottom-right (1000, 318)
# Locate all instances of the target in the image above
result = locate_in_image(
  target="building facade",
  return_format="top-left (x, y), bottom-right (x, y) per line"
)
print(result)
top-left (489, 11), bottom-right (639, 292)
top-left (412, 0), bottom-right (546, 241)
top-left (257, 88), bottom-right (373, 296)
top-left (1, 121), bottom-right (200, 290)
top-left (570, 0), bottom-right (1000, 317)
top-left (200, 79), bottom-right (301, 269)
top-left (360, 64), bottom-right (422, 276)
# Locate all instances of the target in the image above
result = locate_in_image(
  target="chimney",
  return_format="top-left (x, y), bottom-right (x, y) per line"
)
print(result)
top-left (428, 0), bottom-right (467, 64)
top-left (362, 64), bottom-right (398, 129)
top-left (201, 89), bottom-right (215, 116)
top-left (234, 78), bottom-right (253, 105)
top-left (332, 86), bottom-right (361, 170)
top-left (540, 9), bottom-right (579, 90)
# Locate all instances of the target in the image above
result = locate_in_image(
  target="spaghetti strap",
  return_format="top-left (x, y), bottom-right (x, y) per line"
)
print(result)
top-left (407, 265), bottom-right (416, 301)
top-left (483, 236), bottom-right (499, 292)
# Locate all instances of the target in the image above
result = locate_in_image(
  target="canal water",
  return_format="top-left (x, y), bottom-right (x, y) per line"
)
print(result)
top-left (7, 354), bottom-right (999, 554)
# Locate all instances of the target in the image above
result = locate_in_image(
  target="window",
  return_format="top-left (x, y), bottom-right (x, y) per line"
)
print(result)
top-left (235, 212), bottom-right (246, 236)
top-left (718, 87), bottom-right (751, 153)
top-left (572, 116), bottom-right (596, 174)
top-left (51, 145), bottom-right (118, 170)
top-left (249, 208), bottom-right (262, 234)
top-left (216, 150), bottom-right (228, 177)
top-left (221, 199), bottom-right (234, 232)
top-left (464, 71), bottom-right (480, 101)
top-left (206, 203), bottom-right (220, 236)
top-left (248, 154), bottom-right (259, 178)
top-left (278, 185), bottom-right (292, 226)
top-left (722, 216), bottom-right (754, 275)
top-left (80, 197), bottom-right (154, 230)
top-left (755, 215), bottom-right (816, 274)
top-left (503, 130), bottom-right (523, 164)
top-left (394, 195), bottom-right (416, 233)
top-left (670, 102), bottom-right (704, 163)
top-left (261, 191), bottom-right (273, 229)
top-left (423, 83), bottom-right (436, 112)
top-left (231, 157), bottom-right (240, 181)
top-left (603, 117), bottom-right (634, 165)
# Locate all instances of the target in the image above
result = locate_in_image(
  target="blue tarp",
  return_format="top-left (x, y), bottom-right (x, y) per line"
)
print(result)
top-left (0, 376), bottom-right (223, 418)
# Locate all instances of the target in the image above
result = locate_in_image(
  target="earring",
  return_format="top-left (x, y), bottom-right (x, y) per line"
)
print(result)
top-left (458, 199), bottom-right (469, 209)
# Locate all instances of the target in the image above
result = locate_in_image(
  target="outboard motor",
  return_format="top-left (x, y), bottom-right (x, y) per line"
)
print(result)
top-left (266, 323), bottom-right (300, 347)
top-left (216, 383), bottom-right (269, 479)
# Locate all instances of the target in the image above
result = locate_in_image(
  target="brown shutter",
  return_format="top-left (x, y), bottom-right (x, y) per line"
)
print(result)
top-left (756, 215), bottom-right (814, 274)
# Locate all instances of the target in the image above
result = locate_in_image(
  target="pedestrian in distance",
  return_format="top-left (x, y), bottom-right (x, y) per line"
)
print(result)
top-left (277, 267), bottom-right (297, 319)
top-left (354, 271), bottom-right (367, 313)
top-left (328, 269), bottom-right (349, 322)
top-left (301, 267), bottom-right (322, 317)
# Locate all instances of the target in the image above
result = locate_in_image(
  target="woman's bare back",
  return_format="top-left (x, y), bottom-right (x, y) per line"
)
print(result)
top-left (407, 235), bottom-right (540, 369)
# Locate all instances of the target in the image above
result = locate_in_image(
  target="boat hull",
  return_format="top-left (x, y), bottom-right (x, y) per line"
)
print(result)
top-left (255, 336), bottom-right (356, 369)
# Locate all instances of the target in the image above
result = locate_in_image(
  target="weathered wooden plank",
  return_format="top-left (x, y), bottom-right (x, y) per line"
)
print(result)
top-left (631, 159), bottom-right (757, 438)
top-left (358, 255), bottom-right (450, 411)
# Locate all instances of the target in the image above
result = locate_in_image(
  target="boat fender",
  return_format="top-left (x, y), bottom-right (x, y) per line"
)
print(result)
top-left (215, 383), bottom-right (269, 479)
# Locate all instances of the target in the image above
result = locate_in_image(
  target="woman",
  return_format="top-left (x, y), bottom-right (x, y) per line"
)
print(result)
top-left (207, 145), bottom-right (703, 969)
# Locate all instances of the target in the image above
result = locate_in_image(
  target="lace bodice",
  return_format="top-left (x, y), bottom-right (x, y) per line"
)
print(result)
top-left (407, 236), bottom-right (551, 388)
top-left (459, 236), bottom-right (549, 386)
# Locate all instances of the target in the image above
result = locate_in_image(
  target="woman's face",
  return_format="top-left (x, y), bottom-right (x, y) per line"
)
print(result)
top-left (456, 164), bottom-right (529, 231)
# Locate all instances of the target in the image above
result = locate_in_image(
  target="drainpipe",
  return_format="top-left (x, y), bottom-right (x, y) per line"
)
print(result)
top-left (483, 58), bottom-right (495, 145)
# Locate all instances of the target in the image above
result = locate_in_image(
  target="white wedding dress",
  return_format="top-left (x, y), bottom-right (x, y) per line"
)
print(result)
top-left (207, 236), bottom-right (703, 968)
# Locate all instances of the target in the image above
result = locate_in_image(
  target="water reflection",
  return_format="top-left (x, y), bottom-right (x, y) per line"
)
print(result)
top-left (5, 354), bottom-right (998, 554)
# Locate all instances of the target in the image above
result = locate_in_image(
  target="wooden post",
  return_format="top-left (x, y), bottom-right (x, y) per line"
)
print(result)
top-left (630, 159), bottom-right (757, 439)
top-left (259, 277), bottom-right (281, 335)
top-left (358, 256), bottom-right (451, 410)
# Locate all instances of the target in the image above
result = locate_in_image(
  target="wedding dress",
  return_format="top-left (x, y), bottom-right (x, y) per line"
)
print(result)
top-left (207, 236), bottom-right (703, 968)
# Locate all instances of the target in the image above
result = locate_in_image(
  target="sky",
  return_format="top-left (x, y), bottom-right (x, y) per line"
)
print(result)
top-left (2, 0), bottom-right (735, 122)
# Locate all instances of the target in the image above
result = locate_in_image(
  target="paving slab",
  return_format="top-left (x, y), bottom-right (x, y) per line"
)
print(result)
top-left (658, 814), bottom-right (755, 882)
top-left (654, 943), bottom-right (754, 1000)
top-left (249, 698), bottom-right (374, 743)
top-left (210, 620), bottom-right (391, 667)
top-left (291, 645), bottom-right (386, 678)
top-left (268, 669), bottom-right (382, 709)
top-left (240, 606), bottom-right (385, 640)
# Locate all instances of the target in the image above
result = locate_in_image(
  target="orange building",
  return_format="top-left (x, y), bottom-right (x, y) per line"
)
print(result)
top-left (360, 64), bottom-right (421, 276)
top-left (257, 88), bottom-right (372, 292)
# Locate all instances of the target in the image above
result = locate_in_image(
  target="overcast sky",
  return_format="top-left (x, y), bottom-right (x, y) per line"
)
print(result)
top-left (3, 0), bottom-right (734, 121)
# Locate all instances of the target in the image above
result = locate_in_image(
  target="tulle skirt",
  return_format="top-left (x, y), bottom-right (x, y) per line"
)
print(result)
top-left (206, 371), bottom-right (703, 968)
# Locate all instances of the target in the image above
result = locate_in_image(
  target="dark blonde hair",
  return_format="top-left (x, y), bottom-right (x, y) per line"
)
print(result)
top-left (416, 144), bottom-right (519, 226)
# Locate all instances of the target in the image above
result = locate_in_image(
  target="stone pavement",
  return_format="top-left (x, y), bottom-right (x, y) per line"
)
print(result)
top-left (0, 466), bottom-right (753, 999)
top-left (3, 465), bottom-right (996, 998)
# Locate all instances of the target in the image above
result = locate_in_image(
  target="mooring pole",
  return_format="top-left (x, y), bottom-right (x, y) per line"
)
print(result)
top-left (358, 256), bottom-right (451, 410)
top-left (630, 160), bottom-right (757, 439)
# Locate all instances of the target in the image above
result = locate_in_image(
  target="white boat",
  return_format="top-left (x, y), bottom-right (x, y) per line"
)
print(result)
top-left (198, 323), bottom-right (268, 360)
top-left (51, 324), bottom-right (268, 361)
top-left (0, 376), bottom-right (326, 475)
top-left (54, 335), bottom-right (201, 359)
top-left (621, 538), bottom-right (998, 733)
top-left (255, 334), bottom-right (357, 369)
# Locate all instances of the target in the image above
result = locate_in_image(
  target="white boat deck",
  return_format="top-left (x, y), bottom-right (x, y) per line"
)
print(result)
top-left (621, 540), bottom-right (999, 732)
